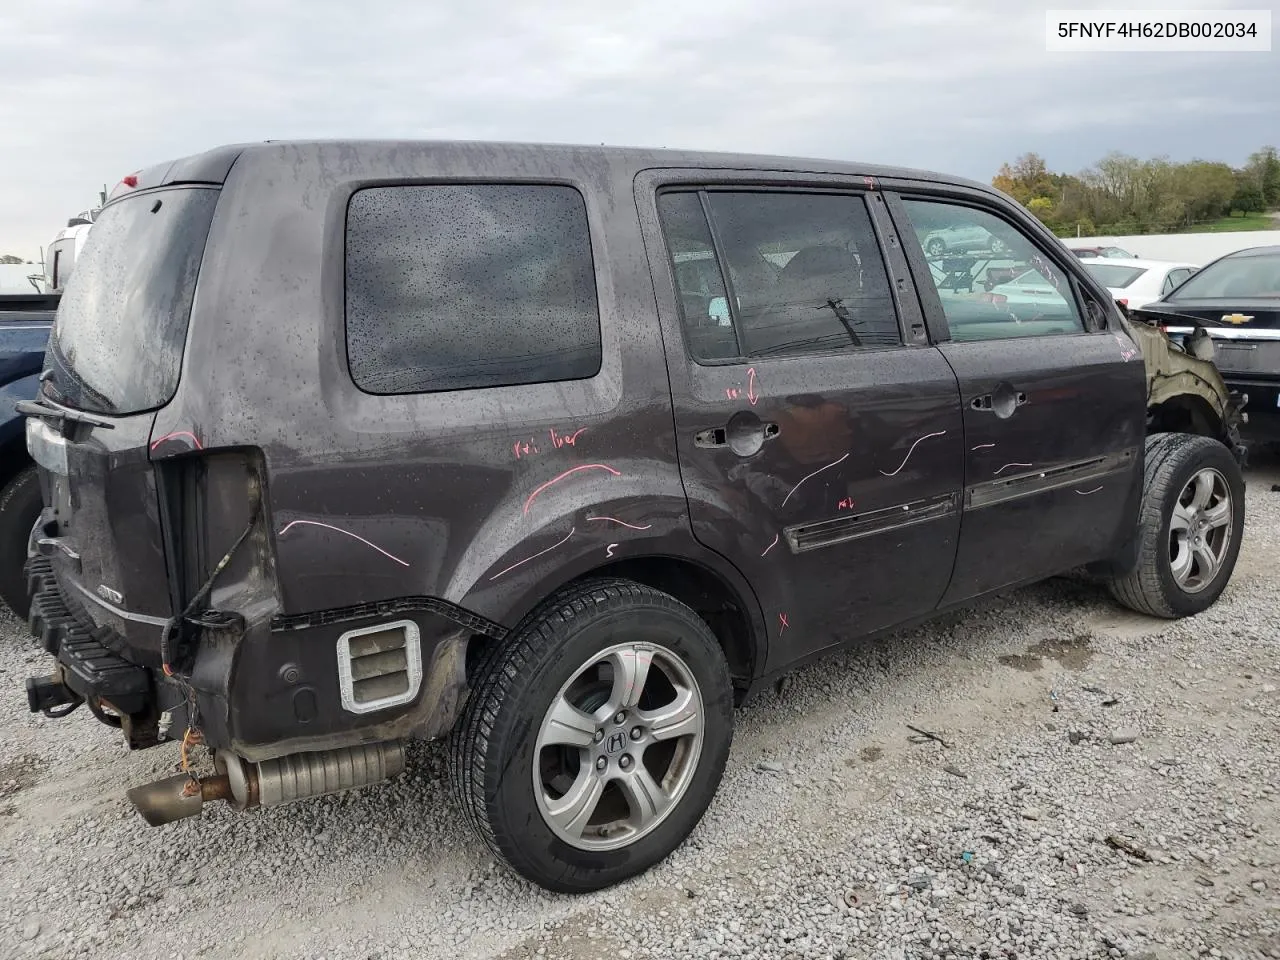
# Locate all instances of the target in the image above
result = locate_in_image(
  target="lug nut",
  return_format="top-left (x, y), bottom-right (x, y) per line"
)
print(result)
top-left (596, 757), bottom-right (607, 771)
top-left (593, 730), bottom-right (604, 743)
top-left (619, 755), bottom-right (632, 769)
top-left (614, 711), bottom-right (626, 724)
top-left (630, 726), bottom-right (643, 740)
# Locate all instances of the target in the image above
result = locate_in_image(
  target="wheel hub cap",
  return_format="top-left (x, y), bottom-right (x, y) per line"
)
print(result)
top-left (1168, 466), bottom-right (1232, 594)
top-left (533, 641), bottom-right (705, 851)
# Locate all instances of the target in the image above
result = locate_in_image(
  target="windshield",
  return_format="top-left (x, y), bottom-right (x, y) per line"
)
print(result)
top-left (1083, 264), bottom-right (1147, 288)
top-left (44, 187), bottom-right (218, 415)
top-left (1168, 252), bottom-right (1280, 301)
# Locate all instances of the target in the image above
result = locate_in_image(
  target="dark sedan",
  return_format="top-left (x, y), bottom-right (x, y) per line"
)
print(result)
top-left (1138, 245), bottom-right (1280, 447)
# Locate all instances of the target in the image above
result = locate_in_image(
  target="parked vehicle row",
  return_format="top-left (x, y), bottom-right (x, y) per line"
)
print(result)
top-left (19, 140), bottom-right (1248, 894)
top-left (1082, 257), bottom-right (1200, 311)
top-left (1139, 244), bottom-right (1280, 447)
top-left (0, 292), bottom-right (58, 618)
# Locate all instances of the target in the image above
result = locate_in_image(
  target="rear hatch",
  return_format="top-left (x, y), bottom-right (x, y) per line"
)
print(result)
top-left (28, 184), bottom-right (221, 665)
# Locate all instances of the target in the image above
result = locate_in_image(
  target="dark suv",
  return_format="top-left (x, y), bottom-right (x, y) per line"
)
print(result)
top-left (21, 141), bottom-right (1246, 893)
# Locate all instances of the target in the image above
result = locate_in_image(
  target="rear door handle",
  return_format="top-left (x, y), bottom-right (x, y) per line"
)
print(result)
top-left (971, 384), bottom-right (1028, 418)
top-left (695, 416), bottom-right (780, 456)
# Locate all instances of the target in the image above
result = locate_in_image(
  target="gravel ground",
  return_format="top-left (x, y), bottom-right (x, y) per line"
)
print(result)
top-left (1, 457), bottom-right (1277, 960)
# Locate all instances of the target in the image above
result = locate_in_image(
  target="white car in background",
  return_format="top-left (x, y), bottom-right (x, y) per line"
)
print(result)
top-left (1081, 257), bottom-right (1199, 310)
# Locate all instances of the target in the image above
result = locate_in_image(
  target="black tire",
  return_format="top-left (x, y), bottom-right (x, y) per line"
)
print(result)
top-left (1107, 433), bottom-right (1245, 618)
top-left (0, 465), bottom-right (43, 619)
top-left (449, 578), bottom-right (734, 892)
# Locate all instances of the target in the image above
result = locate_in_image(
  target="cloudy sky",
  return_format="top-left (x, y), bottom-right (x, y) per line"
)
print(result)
top-left (1, 0), bottom-right (1275, 260)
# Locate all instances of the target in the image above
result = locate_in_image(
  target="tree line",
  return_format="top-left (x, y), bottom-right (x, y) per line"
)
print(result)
top-left (992, 146), bottom-right (1280, 237)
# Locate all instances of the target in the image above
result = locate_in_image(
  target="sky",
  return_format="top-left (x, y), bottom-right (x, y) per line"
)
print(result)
top-left (1, 0), bottom-right (1276, 262)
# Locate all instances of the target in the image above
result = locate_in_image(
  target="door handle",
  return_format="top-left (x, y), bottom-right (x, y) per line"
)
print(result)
top-left (695, 414), bottom-right (780, 456)
top-left (971, 383), bottom-right (1027, 419)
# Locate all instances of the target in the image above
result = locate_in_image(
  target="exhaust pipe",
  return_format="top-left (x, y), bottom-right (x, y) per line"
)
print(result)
top-left (126, 740), bottom-right (405, 826)
top-left (126, 773), bottom-right (236, 827)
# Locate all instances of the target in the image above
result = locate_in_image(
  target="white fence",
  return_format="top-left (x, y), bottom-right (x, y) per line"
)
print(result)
top-left (1061, 230), bottom-right (1280, 267)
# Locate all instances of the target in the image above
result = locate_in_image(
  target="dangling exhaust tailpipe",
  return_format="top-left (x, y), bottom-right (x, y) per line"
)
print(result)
top-left (125, 740), bottom-right (406, 826)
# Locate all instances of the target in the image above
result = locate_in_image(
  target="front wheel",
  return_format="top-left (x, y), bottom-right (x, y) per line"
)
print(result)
top-left (449, 578), bottom-right (733, 892)
top-left (1107, 433), bottom-right (1245, 618)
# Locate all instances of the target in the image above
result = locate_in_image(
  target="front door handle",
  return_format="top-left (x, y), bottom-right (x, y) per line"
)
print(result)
top-left (971, 383), bottom-right (1028, 419)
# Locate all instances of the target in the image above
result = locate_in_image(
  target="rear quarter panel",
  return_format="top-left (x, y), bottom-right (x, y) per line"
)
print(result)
top-left (153, 142), bottom-right (751, 635)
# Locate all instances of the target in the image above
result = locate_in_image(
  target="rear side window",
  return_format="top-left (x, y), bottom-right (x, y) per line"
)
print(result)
top-left (345, 184), bottom-right (601, 394)
top-left (45, 187), bottom-right (219, 415)
top-left (657, 189), bottom-right (901, 361)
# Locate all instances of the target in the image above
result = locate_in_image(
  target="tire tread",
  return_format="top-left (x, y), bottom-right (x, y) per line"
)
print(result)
top-left (448, 577), bottom-right (729, 888)
top-left (1107, 433), bottom-right (1241, 618)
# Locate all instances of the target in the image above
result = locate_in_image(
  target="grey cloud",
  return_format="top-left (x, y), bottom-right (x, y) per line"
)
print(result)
top-left (1, 0), bottom-right (1276, 257)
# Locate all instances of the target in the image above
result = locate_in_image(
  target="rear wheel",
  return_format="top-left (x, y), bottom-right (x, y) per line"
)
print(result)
top-left (0, 465), bottom-right (43, 620)
top-left (1107, 433), bottom-right (1244, 618)
top-left (450, 578), bottom-right (733, 892)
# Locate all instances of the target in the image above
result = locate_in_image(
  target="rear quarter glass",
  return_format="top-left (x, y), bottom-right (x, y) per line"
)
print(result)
top-left (44, 187), bottom-right (219, 415)
top-left (344, 183), bottom-right (602, 394)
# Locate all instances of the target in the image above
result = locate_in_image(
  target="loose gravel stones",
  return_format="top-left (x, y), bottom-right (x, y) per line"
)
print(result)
top-left (1, 458), bottom-right (1278, 959)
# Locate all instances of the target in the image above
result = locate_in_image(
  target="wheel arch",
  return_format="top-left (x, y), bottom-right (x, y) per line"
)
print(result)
top-left (466, 549), bottom-right (768, 700)
top-left (1148, 392), bottom-right (1227, 444)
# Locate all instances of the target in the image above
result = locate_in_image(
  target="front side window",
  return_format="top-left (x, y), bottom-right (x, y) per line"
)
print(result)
top-left (900, 199), bottom-right (1085, 342)
top-left (658, 190), bottom-right (900, 360)
top-left (345, 184), bottom-right (602, 394)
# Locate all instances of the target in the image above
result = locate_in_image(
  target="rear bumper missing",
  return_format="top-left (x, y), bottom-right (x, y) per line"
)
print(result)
top-left (24, 555), bottom-right (478, 763)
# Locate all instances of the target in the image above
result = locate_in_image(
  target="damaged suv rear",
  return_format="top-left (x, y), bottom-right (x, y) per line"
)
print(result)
top-left (20, 142), bottom-right (1247, 893)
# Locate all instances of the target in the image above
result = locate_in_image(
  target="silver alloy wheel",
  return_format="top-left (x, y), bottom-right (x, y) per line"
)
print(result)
top-left (1169, 466), bottom-right (1233, 594)
top-left (533, 641), bottom-right (705, 851)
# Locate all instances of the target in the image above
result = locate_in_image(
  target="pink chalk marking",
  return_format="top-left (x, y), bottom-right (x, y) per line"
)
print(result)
top-left (1075, 486), bottom-right (1104, 496)
top-left (971, 443), bottom-right (996, 451)
top-left (778, 612), bottom-right (789, 633)
top-left (837, 497), bottom-right (855, 511)
top-left (746, 367), bottom-right (758, 406)
top-left (864, 176), bottom-right (876, 190)
top-left (277, 520), bottom-right (410, 567)
top-left (489, 527), bottom-right (575, 581)
top-left (782, 453), bottom-right (850, 508)
top-left (993, 462), bottom-right (1033, 476)
top-left (150, 431), bottom-right (203, 452)
top-left (523, 464), bottom-right (622, 515)
top-left (586, 516), bottom-right (653, 531)
top-left (761, 533), bottom-right (780, 557)
top-left (549, 427), bottom-right (588, 449)
top-left (606, 543), bottom-right (619, 558)
top-left (725, 387), bottom-right (740, 400)
top-left (879, 431), bottom-right (948, 477)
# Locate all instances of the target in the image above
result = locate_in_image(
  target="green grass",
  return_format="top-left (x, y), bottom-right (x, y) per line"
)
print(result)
top-left (1183, 212), bottom-right (1277, 233)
